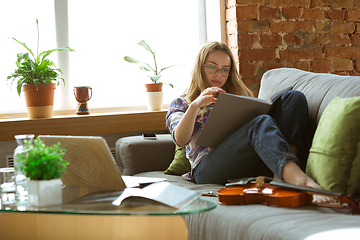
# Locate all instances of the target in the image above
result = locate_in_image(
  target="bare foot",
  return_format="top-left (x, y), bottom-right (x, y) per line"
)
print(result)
top-left (282, 161), bottom-right (337, 203)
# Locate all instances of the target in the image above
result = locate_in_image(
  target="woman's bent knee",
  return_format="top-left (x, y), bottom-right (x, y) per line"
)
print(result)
top-left (254, 114), bottom-right (274, 124)
top-left (284, 90), bottom-right (307, 103)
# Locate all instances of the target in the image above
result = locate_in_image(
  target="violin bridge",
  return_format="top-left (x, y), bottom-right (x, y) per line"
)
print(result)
top-left (255, 176), bottom-right (265, 188)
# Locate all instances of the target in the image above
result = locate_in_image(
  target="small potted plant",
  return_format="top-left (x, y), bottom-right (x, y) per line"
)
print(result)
top-left (15, 136), bottom-right (69, 207)
top-left (124, 40), bottom-right (177, 111)
top-left (7, 19), bottom-right (74, 119)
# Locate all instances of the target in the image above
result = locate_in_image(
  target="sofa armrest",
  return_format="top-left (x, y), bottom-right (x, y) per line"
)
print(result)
top-left (115, 134), bottom-right (175, 175)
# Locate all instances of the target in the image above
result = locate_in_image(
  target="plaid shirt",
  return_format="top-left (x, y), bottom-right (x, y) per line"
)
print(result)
top-left (166, 96), bottom-right (213, 180)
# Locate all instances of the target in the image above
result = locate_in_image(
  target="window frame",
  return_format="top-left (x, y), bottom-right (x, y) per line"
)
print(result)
top-left (0, 0), bottom-right (226, 122)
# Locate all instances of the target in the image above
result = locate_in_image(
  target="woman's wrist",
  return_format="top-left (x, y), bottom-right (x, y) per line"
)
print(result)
top-left (189, 101), bottom-right (201, 111)
top-left (174, 102), bottom-right (199, 146)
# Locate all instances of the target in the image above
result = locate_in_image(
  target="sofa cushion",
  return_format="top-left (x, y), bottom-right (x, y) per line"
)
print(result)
top-left (259, 68), bottom-right (360, 171)
top-left (306, 96), bottom-right (360, 195)
top-left (164, 145), bottom-right (191, 175)
top-left (135, 171), bottom-right (360, 240)
top-left (115, 134), bottom-right (175, 175)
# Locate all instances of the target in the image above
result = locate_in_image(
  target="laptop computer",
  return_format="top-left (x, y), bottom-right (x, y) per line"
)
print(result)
top-left (39, 135), bottom-right (165, 191)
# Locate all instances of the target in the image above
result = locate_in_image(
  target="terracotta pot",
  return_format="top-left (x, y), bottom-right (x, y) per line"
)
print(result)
top-left (22, 83), bottom-right (56, 119)
top-left (145, 83), bottom-right (163, 92)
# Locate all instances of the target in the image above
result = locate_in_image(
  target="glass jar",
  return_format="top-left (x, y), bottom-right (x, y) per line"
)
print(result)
top-left (14, 134), bottom-right (34, 203)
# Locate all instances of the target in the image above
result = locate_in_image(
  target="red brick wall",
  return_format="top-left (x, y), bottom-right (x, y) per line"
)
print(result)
top-left (226, 0), bottom-right (360, 94)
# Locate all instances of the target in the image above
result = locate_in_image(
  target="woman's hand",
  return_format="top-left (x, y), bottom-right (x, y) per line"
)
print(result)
top-left (173, 87), bottom-right (225, 146)
top-left (191, 87), bottom-right (226, 109)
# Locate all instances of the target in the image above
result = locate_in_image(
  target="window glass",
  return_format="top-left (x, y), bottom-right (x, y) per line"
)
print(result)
top-left (67, 0), bottom-right (200, 109)
top-left (0, 0), bottom-right (56, 114)
top-left (0, 0), bottom-right (221, 114)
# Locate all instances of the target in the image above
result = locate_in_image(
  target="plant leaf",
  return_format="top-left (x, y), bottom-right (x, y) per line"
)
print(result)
top-left (7, 35), bottom-right (73, 96)
top-left (124, 56), bottom-right (143, 64)
top-left (165, 83), bottom-right (174, 88)
top-left (16, 53), bottom-right (32, 68)
top-left (16, 82), bottom-right (22, 96)
top-left (37, 46), bottom-right (74, 64)
top-left (12, 37), bottom-right (35, 60)
top-left (140, 66), bottom-right (151, 72)
top-left (124, 56), bottom-right (156, 73)
top-left (137, 40), bottom-right (153, 54)
top-left (158, 65), bottom-right (179, 74)
top-left (160, 65), bottom-right (179, 71)
top-left (37, 59), bottom-right (50, 71)
top-left (150, 75), bottom-right (161, 82)
top-left (48, 61), bottom-right (56, 67)
top-left (15, 137), bottom-right (68, 180)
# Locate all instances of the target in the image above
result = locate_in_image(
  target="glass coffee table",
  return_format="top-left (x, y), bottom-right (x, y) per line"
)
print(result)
top-left (0, 185), bottom-right (217, 240)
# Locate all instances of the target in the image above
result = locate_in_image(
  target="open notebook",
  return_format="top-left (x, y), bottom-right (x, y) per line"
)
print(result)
top-left (196, 87), bottom-right (292, 148)
top-left (39, 135), bottom-right (165, 190)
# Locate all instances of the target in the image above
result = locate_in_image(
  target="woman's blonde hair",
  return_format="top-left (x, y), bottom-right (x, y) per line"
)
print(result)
top-left (186, 41), bottom-right (253, 103)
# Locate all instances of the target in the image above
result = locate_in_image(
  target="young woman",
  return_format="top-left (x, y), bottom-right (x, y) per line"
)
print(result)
top-left (166, 41), bottom-right (330, 203)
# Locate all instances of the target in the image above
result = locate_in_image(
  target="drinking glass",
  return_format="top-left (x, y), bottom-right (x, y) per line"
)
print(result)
top-left (0, 167), bottom-right (16, 205)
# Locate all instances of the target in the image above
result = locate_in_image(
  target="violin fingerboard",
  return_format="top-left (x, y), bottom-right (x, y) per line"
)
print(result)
top-left (226, 176), bottom-right (273, 187)
top-left (270, 181), bottom-right (343, 197)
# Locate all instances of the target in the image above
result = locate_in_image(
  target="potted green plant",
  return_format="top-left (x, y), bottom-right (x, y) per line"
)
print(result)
top-left (7, 19), bottom-right (74, 119)
top-left (15, 136), bottom-right (68, 207)
top-left (124, 40), bottom-right (177, 111)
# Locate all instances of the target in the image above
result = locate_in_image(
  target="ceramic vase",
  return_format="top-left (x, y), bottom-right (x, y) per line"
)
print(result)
top-left (145, 83), bottom-right (163, 111)
top-left (146, 92), bottom-right (163, 111)
top-left (27, 178), bottom-right (62, 207)
top-left (73, 86), bottom-right (92, 115)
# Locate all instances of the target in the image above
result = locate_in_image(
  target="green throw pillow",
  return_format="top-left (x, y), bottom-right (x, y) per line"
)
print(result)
top-left (306, 96), bottom-right (360, 195)
top-left (164, 145), bottom-right (191, 176)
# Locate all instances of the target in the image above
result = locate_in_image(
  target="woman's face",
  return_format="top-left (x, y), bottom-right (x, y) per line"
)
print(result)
top-left (203, 50), bottom-right (231, 88)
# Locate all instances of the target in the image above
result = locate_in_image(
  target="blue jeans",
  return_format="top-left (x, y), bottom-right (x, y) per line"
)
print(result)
top-left (193, 90), bottom-right (309, 185)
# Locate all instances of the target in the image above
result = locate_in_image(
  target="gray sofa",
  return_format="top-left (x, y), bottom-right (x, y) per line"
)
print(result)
top-left (116, 68), bottom-right (360, 240)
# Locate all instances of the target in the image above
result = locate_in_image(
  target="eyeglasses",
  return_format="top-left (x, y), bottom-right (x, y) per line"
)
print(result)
top-left (203, 64), bottom-right (231, 77)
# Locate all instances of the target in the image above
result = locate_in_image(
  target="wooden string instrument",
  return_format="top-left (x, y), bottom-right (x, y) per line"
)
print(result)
top-left (217, 177), bottom-right (359, 214)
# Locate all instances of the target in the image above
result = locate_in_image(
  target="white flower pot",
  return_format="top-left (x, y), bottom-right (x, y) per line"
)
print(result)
top-left (27, 178), bottom-right (62, 207)
top-left (146, 91), bottom-right (163, 111)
